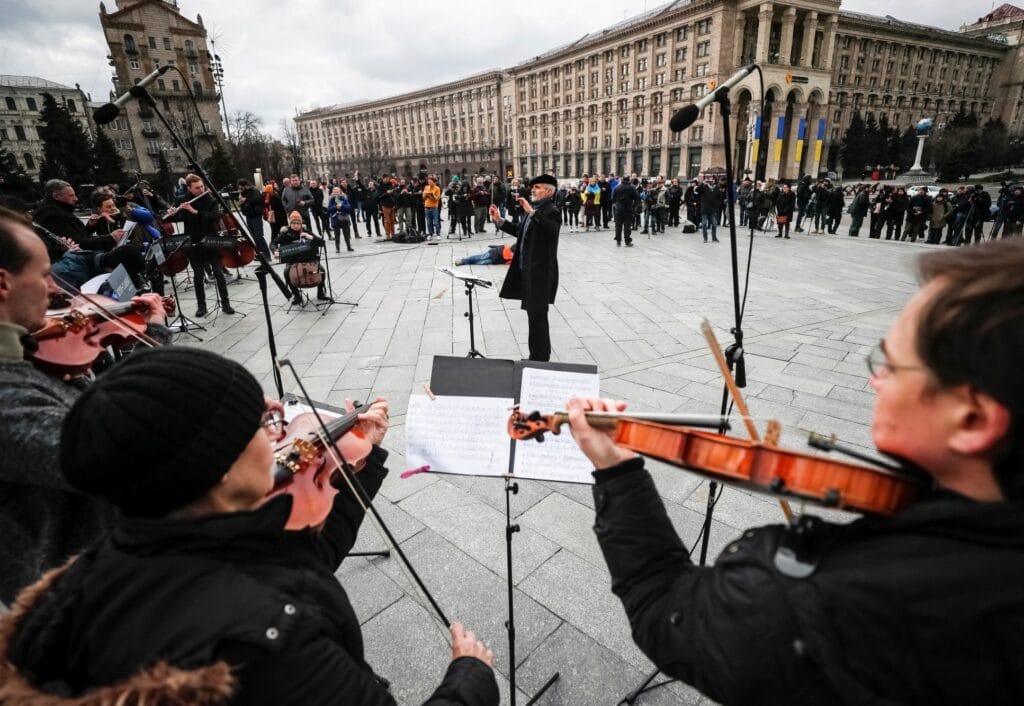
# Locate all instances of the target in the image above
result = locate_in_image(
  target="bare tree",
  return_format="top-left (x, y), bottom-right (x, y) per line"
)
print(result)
top-left (357, 135), bottom-right (392, 179)
top-left (280, 118), bottom-right (303, 177)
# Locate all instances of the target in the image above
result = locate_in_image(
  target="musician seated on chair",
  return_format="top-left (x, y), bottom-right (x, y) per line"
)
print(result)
top-left (0, 347), bottom-right (499, 706)
top-left (0, 206), bottom-right (170, 608)
top-left (32, 179), bottom-right (145, 292)
top-left (564, 239), bottom-right (1024, 705)
top-left (274, 211), bottom-right (330, 305)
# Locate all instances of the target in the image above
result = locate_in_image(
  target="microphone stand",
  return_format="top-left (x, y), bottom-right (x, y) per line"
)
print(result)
top-left (127, 85), bottom-right (291, 396)
top-left (619, 84), bottom-right (748, 706)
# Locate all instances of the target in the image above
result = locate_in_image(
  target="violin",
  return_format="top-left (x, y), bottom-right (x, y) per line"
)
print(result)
top-left (268, 403), bottom-right (372, 530)
top-left (32, 295), bottom-right (175, 377)
top-left (508, 410), bottom-right (926, 516)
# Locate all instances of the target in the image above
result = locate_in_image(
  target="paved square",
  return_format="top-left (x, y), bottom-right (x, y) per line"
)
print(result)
top-left (180, 222), bottom-right (926, 704)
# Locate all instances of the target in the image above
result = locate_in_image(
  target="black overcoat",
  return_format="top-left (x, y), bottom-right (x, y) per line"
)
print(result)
top-left (497, 198), bottom-right (560, 313)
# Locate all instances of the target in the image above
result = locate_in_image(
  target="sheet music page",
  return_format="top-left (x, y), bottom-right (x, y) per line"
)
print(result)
top-left (406, 394), bottom-right (512, 476)
top-left (513, 368), bottom-right (600, 484)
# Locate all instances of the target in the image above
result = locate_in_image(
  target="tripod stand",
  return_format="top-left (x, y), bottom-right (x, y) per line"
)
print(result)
top-left (504, 478), bottom-right (559, 706)
top-left (440, 267), bottom-right (490, 357)
top-left (152, 241), bottom-right (204, 341)
top-left (621, 72), bottom-right (758, 706)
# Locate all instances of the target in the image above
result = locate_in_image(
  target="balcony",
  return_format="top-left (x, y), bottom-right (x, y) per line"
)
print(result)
top-left (138, 106), bottom-right (154, 119)
top-left (184, 48), bottom-right (198, 59)
top-left (146, 146), bottom-right (162, 156)
top-left (142, 128), bottom-right (159, 138)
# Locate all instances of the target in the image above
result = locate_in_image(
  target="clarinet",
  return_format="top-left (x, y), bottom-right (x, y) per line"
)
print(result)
top-left (32, 221), bottom-right (92, 254)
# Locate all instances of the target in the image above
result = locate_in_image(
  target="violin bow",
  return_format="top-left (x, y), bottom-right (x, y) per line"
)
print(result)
top-left (701, 319), bottom-right (795, 525)
top-left (50, 271), bottom-right (163, 350)
top-left (275, 360), bottom-right (452, 634)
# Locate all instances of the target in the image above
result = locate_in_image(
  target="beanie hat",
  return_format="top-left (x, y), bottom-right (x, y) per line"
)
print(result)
top-left (60, 347), bottom-right (266, 518)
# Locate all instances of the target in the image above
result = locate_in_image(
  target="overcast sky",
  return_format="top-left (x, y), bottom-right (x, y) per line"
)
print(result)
top-left (0, 0), bottom-right (999, 138)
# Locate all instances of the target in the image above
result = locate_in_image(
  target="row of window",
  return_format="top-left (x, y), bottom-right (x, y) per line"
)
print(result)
top-left (122, 34), bottom-right (198, 55)
top-left (0, 126), bottom-right (32, 141)
top-left (2, 96), bottom-right (78, 113)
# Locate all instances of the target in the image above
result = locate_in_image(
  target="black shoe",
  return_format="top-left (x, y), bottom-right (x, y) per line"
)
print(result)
top-left (794, 227), bottom-right (804, 232)
top-left (625, 242), bottom-right (634, 247)
top-left (291, 295), bottom-right (303, 306)
top-left (641, 229), bottom-right (649, 234)
top-left (784, 235), bottom-right (790, 239)
top-left (317, 294), bottom-right (332, 302)
top-left (222, 305), bottom-right (235, 315)
top-left (195, 307), bottom-right (208, 318)
top-left (336, 247), bottom-right (341, 253)
top-left (616, 240), bottom-right (621, 246)
top-left (347, 247), bottom-right (354, 252)
top-left (775, 234), bottom-right (783, 238)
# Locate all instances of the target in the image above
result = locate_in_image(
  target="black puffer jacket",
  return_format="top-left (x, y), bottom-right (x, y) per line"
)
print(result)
top-left (591, 458), bottom-right (1024, 706)
top-left (0, 448), bottom-right (499, 706)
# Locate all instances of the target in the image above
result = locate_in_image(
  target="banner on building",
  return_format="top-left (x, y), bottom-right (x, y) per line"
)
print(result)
top-left (795, 118), bottom-right (807, 162)
top-left (814, 118), bottom-right (826, 163)
top-left (774, 117), bottom-right (785, 161)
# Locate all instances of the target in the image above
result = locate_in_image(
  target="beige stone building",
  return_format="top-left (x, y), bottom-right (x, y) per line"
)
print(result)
top-left (296, 0), bottom-right (1024, 182)
top-left (0, 76), bottom-right (93, 179)
top-left (99, 0), bottom-right (226, 178)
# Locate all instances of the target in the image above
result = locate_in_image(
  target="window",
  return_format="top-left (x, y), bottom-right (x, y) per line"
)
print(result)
top-left (676, 26), bottom-right (689, 41)
top-left (696, 41), bottom-right (710, 58)
top-left (189, 63), bottom-right (198, 75)
top-left (637, 39), bottom-right (648, 51)
top-left (24, 153), bottom-right (34, 169)
top-left (697, 19), bottom-right (712, 35)
top-left (690, 126), bottom-right (703, 141)
top-left (0, 129), bottom-right (7, 140)
top-left (4, 97), bottom-right (15, 110)
top-left (184, 39), bottom-right (195, 54)
top-left (656, 53), bottom-right (666, 67)
top-left (25, 97), bottom-right (37, 111)
top-left (157, 79), bottom-right (166, 91)
top-left (638, 58), bottom-right (648, 71)
top-left (148, 36), bottom-right (156, 49)
top-left (656, 33), bottom-right (667, 48)
top-left (123, 34), bottom-right (137, 52)
top-left (163, 37), bottom-right (171, 50)
top-left (130, 58), bottom-right (141, 70)
top-left (674, 68), bottom-right (686, 81)
top-left (193, 81), bottom-right (204, 97)
top-left (14, 125), bottom-right (26, 140)
top-left (171, 79), bottom-right (180, 91)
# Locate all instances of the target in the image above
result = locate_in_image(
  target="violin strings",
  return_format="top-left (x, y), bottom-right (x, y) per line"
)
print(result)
top-left (275, 360), bottom-right (452, 641)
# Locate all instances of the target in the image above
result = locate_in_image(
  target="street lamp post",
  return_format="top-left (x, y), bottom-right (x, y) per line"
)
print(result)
top-left (208, 41), bottom-right (230, 142)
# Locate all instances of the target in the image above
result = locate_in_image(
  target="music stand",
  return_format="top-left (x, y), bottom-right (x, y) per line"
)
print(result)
top-left (439, 267), bottom-right (491, 357)
top-left (152, 238), bottom-right (204, 341)
top-left (320, 244), bottom-right (358, 313)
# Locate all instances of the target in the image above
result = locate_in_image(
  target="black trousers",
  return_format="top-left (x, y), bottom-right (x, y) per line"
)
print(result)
top-left (187, 249), bottom-right (230, 309)
top-left (527, 308), bottom-right (551, 362)
top-left (614, 207), bottom-right (633, 244)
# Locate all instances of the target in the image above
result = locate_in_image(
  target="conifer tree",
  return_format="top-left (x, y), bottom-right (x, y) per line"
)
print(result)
top-left (37, 92), bottom-right (93, 186)
top-left (92, 128), bottom-right (126, 188)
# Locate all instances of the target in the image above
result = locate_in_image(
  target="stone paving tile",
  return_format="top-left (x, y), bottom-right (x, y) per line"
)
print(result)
top-left (517, 622), bottom-right (707, 706)
top-left (179, 225), bottom-right (928, 703)
top-left (398, 478), bottom-right (560, 580)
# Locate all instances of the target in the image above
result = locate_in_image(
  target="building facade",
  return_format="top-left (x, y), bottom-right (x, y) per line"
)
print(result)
top-left (0, 76), bottom-right (93, 179)
top-left (99, 0), bottom-right (226, 179)
top-left (296, 0), bottom-right (1024, 182)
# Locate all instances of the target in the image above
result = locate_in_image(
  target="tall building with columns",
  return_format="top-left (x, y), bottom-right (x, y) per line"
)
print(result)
top-left (98, 0), bottom-right (227, 178)
top-left (296, 0), bottom-right (1021, 182)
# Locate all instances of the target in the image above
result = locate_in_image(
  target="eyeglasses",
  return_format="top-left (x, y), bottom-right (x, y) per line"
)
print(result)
top-left (865, 340), bottom-right (927, 377)
top-left (260, 409), bottom-right (285, 433)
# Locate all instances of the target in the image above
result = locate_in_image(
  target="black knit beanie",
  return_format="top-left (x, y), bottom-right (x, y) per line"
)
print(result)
top-left (60, 347), bottom-right (266, 517)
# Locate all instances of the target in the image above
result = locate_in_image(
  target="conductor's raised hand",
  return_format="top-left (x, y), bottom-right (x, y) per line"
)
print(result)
top-left (566, 397), bottom-right (638, 470)
top-left (449, 622), bottom-right (494, 667)
top-left (488, 204), bottom-right (501, 223)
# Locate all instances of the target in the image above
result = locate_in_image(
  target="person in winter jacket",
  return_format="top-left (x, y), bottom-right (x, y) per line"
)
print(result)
top-left (564, 239), bottom-right (1024, 706)
top-left (0, 347), bottom-right (500, 706)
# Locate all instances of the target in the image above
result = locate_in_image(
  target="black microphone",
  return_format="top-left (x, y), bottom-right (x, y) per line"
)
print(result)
top-left (669, 63), bottom-right (758, 133)
top-left (93, 65), bottom-right (171, 125)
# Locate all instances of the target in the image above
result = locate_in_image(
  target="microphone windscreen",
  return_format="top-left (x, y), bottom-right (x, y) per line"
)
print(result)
top-left (93, 103), bottom-right (120, 125)
top-left (669, 105), bottom-right (700, 133)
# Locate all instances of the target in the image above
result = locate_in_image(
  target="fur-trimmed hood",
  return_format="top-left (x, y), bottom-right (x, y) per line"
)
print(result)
top-left (0, 560), bottom-right (235, 705)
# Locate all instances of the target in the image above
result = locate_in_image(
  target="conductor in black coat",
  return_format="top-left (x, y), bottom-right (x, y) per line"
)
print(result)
top-left (489, 174), bottom-right (561, 361)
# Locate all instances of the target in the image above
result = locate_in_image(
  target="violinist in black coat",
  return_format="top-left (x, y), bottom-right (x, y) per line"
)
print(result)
top-left (489, 174), bottom-right (561, 361)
